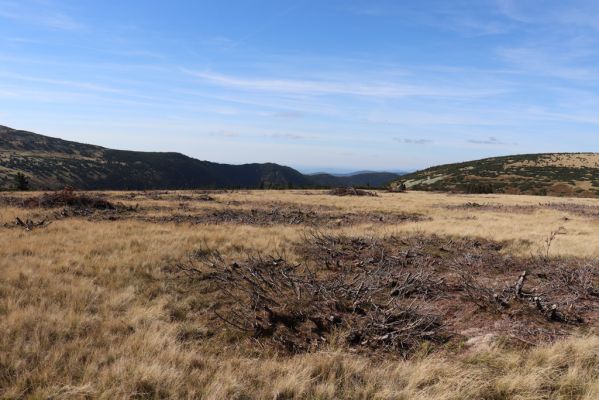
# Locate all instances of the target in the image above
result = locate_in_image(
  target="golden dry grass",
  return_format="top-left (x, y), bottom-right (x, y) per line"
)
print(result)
top-left (507, 153), bottom-right (599, 169)
top-left (1, 189), bottom-right (598, 399)
top-left (152, 189), bottom-right (599, 258)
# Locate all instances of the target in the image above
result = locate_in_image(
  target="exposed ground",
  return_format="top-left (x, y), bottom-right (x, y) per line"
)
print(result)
top-left (1, 189), bottom-right (598, 399)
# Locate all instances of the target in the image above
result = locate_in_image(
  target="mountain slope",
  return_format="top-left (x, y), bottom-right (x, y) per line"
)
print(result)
top-left (309, 172), bottom-right (400, 187)
top-left (0, 125), bottom-right (397, 190)
top-left (396, 153), bottom-right (599, 197)
top-left (0, 125), bottom-right (314, 190)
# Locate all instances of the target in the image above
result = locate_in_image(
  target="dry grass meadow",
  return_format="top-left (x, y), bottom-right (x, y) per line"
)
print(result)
top-left (1, 189), bottom-right (598, 399)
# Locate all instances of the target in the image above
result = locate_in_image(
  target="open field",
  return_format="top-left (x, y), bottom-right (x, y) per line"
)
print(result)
top-left (1, 189), bottom-right (598, 399)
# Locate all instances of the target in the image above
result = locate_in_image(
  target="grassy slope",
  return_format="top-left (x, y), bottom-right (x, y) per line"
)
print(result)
top-left (396, 153), bottom-right (599, 197)
top-left (0, 190), bottom-right (597, 398)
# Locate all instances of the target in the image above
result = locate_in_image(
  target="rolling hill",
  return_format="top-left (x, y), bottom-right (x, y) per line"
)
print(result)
top-left (308, 172), bottom-right (400, 188)
top-left (395, 153), bottom-right (599, 197)
top-left (0, 125), bottom-right (399, 190)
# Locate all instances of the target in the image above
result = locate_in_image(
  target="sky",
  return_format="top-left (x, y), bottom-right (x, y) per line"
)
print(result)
top-left (2, 0), bottom-right (599, 172)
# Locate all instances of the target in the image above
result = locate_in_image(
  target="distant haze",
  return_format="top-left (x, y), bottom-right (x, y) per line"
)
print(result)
top-left (298, 167), bottom-right (410, 176)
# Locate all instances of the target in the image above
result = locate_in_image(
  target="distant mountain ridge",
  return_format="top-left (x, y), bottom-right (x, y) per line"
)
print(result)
top-left (308, 170), bottom-right (408, 177)
top-left (394, 153), bottom-right (599, 197)
top-left (308, 172), bottom-right (400, 188)
top-left (0, 125), bottom-right (401, 190)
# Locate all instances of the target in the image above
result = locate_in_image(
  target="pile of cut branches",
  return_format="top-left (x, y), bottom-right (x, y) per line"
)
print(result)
top-left (542, 202), bottom-right (599, 218)
top-left (456, 256), bottom-right (598, 326)
top-left (176, 249), bottom-right (446, 354)
top-left (444, 202), bottom-right (537, 213)
top-left (18, 187), bottom-right (139, 221)
top-left (14, 217), bottom-right (51, 231)
top-left (151, 207), bottom-right (424, 227)
top-left (173, 233), bottom-right (598, 353)
top-left (22, 187), bottom-right (115, 210)
top-left (329, 187), bottom-right (378, 197)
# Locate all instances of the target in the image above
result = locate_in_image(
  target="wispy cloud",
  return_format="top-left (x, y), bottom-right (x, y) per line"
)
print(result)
top-left (468, 136), bottom-right (506, 145)
top-left (0, 71), bottom-right (123, 93)
top-left (184, 69), bottom-right (506, 99)
top-left (263, 133), bottom-right (312, 140)
top-left (394, 137), bottom-right (434, 145)
top-left (494, 0), bottom-right (532, 23)
top-left (346, 1), bottom-right (512, 36)
top-left (495, 0), bottom-right (599, 30)
top-left (489, 0), bottom-right (599, 84)
top-left (208, 131), bottom-right (313, 141)
top-left (497, 45), bottom-right (598, 81)
top-left (0, 1), bottom-right (86, 31)
top-left (271, 110), bottom-right (304, 119)
top-left (209, 130), bottom-right (240, 138)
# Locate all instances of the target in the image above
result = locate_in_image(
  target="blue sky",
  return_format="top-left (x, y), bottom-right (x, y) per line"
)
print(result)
top-left (1, 0), bottom-right (599, 171)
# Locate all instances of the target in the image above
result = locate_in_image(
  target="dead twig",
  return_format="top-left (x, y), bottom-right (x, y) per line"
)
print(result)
top-left (15, 217), bottom-right (51, 231)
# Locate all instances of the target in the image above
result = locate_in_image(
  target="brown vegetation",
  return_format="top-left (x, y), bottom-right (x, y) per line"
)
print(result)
top-left (22, 187), bottom-right (116, 209)
top-left (149, 207), bottom-right (425, 227)
top-left (1, 189), bottom-right (598, 399)
top-left (329, 187), bottom-right (378, 196)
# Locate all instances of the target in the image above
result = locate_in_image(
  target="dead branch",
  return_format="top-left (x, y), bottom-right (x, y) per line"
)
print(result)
top-left (329, 187), bottom-right (378, 197)
top-left (178, 247), bottom-right (446, 354)
top-left (15, 216), bottom-right (51, 231)
top-left (515, 271), bottom-right (527, 298)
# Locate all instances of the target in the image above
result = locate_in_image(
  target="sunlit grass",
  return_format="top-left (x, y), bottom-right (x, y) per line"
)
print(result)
top-left (0, 189), bottom-right (597, 398)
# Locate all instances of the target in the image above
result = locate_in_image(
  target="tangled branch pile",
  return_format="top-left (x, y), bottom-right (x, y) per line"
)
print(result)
top-left (456, 256), bottom-right (598, 327)
top-left (329, 187), bottom-right (378, 197)
top-left (174, 233), bottom-right (598, 354)
top-left (176, 193), bottom-right (214, 202)
top-left (444, 201), bottom-right (599, 219)
top-left (14, 217), bottom-right (51, 231)
top-left (542, 202), bottom-right (599, 218)
top-left (152, 207), bottom-right (424, 227)
top-left (444, 202), bottom-right (537, 213)
top-left (177, 249), bottom-right (446, 354)
top-left (17, 187), bottom-right (139, 221)
top-left (206, 207), bottom-right (319, 226)
top-left (23, 187), bottom-right (115, 210)
top-left (154, 208), bottom-right (319, 226)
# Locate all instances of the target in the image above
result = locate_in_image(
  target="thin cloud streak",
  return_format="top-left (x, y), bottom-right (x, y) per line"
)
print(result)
top-left (184, 69), bottom-right (508, 99)
top-left (0, 71), bottom-right (124, 94)
top-left (468, 136), bottom-right (505, 145)
top-left (394, 137), bottom-right (434, 145)
top-left (0, 1), bottom-right (86, 31)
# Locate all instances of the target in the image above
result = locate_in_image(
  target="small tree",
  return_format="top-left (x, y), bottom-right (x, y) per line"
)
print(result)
top-left (389, 181), bottom-right (407, 193)
top-left (14, 173), bottom-right (29, 191)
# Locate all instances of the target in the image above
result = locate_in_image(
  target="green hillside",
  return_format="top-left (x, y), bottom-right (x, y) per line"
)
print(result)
top-left (395, 153), bottom-right (599, 197)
